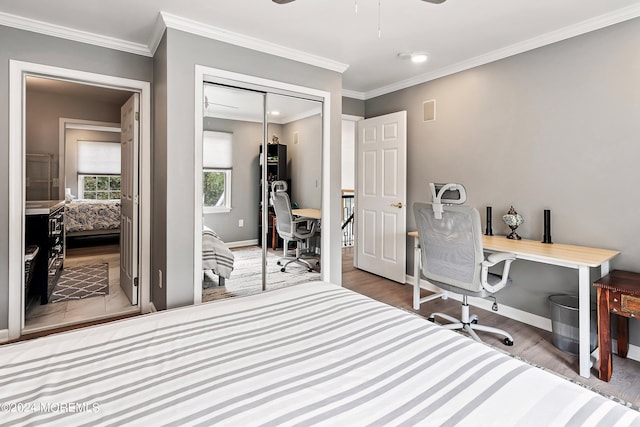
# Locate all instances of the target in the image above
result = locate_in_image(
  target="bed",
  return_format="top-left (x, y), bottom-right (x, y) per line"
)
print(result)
top-left (64, 199), bottom-right (121, 237)
top-left (202, 225), bottom-right (234, 286)
top-left (1, 282), bottom-right (638, 426)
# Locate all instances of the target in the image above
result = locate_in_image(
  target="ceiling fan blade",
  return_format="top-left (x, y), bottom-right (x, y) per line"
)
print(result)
top-left (272, 0), bottom-right (296, 3)
top-left (422, 0), bottom-right (447, 3)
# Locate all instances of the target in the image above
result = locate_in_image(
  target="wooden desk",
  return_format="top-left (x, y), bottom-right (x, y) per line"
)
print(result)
top-left (409, 231), bottom-right (620, 378)
top-left (292, 208), bottom-right (321, 220)
top-left (593, 270), bottom-right (640, 382)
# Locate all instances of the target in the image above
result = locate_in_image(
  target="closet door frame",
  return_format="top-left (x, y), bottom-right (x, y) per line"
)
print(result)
top-left (193, 65), bottom-right (331, 304)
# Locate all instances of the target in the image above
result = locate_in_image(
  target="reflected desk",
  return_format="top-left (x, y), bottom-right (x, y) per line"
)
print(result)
top-left (292, 208), bottom-right (321, 220)
top-left (408, 231), bottom-right (620, 379)
top-left (292, 208), bottom-right (322, 255)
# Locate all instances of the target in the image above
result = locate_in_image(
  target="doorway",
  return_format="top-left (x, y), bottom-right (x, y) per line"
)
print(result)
top-left (8, 60), bottom-right (152, 340)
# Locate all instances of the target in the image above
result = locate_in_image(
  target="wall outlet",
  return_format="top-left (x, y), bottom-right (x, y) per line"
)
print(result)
top-left (158, 270), bottom-right (163, 288)
top-left (238, 219), bottom-right (244, 227)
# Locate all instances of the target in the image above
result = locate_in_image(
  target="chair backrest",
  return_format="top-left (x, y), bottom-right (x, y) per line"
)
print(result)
top-left (413, 202), bottom-right (484, 292)
top-left (270, 181), bottom-right (294, 239)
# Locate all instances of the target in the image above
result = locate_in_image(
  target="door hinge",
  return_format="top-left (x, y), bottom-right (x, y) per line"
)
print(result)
top-left (134, 277), bottom-right (139, 287)
top-left (135, 111), bottom-right (140, 121)
top-left (134, 194), bottom-right (139, 205)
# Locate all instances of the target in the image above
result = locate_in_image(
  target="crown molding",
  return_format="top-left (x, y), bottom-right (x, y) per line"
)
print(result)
top-left (0, 11), bottom-right (151, 57)
top-left (159, 12), bottom-right (349, 74)
top-left (363, 4), bottom-right (640, 100)
top-left (341, 89), bottom-right (366, 100)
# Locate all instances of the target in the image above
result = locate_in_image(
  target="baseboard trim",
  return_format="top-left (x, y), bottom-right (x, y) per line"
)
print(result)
top-left (406, 274), bottom-right (640, 362)
top-left (0, 329), bottom-right (9, 344)
top-left (226, 239), bottom-right (259, 248)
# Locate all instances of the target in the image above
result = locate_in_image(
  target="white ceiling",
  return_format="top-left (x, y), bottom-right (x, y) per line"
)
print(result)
top-left (3, 0), bottom-right (640, 98)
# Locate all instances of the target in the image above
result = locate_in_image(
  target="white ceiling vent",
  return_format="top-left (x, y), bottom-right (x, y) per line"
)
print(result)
top-left (423, 99), bottom-right (436, 122)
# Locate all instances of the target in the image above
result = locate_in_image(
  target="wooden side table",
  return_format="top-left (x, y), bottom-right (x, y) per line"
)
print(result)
top-left (593, 270), bottom-right (640, 381)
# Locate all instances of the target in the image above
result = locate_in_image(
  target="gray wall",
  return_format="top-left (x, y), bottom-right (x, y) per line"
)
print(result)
top-left (25, 90), bottom-right (122, 200)
top-left (202, 117), bottom-right (261, 243)
top-left (154, 28), bottom-right (343, 309)
top-left (365, 18), bottom-right (640, 344)
top-left (152, 33), bottom-right (168, 311)
top-left (283, 114), bottom-right (323, 210)
top-left (0, 25), bottom-right (153, 329)
top-left (342, 97), bottom-right (365, 117)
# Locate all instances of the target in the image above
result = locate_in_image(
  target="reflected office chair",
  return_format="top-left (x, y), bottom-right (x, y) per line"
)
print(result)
top-left (413, 183), bottom-right (516, 345)
top-left (270, 181), bottom-right (318, 272)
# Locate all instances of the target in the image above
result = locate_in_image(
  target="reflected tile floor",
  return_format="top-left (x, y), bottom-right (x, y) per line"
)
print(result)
top-left (24, 244), bottom-right (137, 333)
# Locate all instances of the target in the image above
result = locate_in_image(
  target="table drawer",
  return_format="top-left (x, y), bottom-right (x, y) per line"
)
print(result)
top-left (621, 294), bottom-right (640, 317)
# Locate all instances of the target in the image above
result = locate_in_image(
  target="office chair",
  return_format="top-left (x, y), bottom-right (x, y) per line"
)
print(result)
top-left (413, 183), bottom-right (516, 345)
top-left (270, 181), bottom-right (318, 272)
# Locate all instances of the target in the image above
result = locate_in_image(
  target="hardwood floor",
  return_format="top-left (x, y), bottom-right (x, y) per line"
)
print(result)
top-left (341, 246), bottom-right (640, 408)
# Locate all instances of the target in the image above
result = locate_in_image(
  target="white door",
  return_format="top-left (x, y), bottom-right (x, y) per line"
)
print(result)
top-left (355, 111), bottom-right (407, 283)
top-left (120, 93), bottom-right (139, 305)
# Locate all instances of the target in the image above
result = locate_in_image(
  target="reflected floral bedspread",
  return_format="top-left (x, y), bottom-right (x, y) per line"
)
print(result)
top-left (65, 200), bottom-right (120, 234)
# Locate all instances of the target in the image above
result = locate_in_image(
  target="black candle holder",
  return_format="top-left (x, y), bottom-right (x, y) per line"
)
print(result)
top-left (542, 209), bottom-right (553, 244)
top-left (485, 206), bottom-right (493, 236)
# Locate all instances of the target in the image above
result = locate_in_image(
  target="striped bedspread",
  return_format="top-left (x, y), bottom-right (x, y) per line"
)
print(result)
top-left (1, 282), bottom-right (638, 426)
top-left (202, 225), bottom-right (234, 279)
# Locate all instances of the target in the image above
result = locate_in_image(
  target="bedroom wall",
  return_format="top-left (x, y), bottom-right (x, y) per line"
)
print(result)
top-left (64, 129), bottom-right (120, 197)
top-left (365, 17), bottom-right (640, 345)
top-left (0, 24), bottom-right (153, 330)
top-left (25, 89), bottom-right (123, 200)
top-left (283, 114), bottom-right (323, 210)
top-left (154, 27), bottom-right (342, 309)
top-left (202, 117), bottom-right (262, 244)
top-left (342, 97), bottom-right (365, 117)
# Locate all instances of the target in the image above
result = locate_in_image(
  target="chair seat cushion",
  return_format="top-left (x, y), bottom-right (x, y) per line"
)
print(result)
top-left (428, 273), bottom-right (512, 298)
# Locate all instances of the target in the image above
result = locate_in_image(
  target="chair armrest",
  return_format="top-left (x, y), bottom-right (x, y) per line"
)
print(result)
top-left (481, 252), bottom-right (516, 293)
top-left (484, 252), bottom-right (516, 267)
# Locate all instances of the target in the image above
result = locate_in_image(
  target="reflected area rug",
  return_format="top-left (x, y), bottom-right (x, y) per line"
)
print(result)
top-left (202, 246), bottom-right (320, 302)
top-left (49, 263), bottom-right (109, 303)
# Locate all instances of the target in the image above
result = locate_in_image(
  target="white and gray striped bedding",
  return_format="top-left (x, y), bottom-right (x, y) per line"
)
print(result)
top-left (202, 225), bottom-right (234, 279)
top-left (1, 282), bottom-right (638, 426)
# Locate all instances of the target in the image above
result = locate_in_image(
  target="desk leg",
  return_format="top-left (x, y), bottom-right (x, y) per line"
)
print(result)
top-left (578, 265), bottom-right (591, 378)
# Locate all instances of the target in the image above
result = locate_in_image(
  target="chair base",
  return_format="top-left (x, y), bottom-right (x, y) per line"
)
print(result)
top-left (277, 257), bottom-right (316, 272)
top-left (278, 240), bottom-right (319, 273)
top-left (428, 297), bottom-right (514, 346)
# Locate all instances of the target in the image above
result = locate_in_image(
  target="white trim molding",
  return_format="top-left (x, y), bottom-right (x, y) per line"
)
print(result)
top-left (8, 60), bottom-right (152, 340)
top-left (364, 3), bottom-right (640, 100)
top-left (0, 11), bottom-right (151, 57)
top-left (161, 12), bottom-right (349, 74)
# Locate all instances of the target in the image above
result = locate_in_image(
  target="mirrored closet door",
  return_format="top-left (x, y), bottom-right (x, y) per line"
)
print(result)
top-left (200, 83), bottom-right (322, 303)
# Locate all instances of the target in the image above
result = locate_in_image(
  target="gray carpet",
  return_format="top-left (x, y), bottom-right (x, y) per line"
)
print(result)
top-left (49, 263), bottom-right (109, 303)
top-left (202, 246), bottom-right (320, 302)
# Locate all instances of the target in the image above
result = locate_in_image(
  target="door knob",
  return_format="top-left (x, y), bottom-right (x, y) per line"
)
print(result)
top-left (390, 202), bottom-right (404, 208)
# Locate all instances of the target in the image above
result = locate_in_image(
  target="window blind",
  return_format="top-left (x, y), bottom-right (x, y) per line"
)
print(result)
top-left (203, 131), bottom-right (232, 169)
top-left (77, 140), bottom-right (121, 174)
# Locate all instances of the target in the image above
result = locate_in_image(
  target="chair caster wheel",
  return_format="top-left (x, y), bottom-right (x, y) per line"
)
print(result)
top-left (503, 338), bottom-right (514, 346)
top-left (308, 269), bottom-right (313, 272)
top-left (471, 319), bottom-right (478, 324)
top-left (427, 317), bottom-right (435, 323)
top-left (280, 268), bottom-right (286, 272)
top-left (277, 261), bottom-right (281, 266)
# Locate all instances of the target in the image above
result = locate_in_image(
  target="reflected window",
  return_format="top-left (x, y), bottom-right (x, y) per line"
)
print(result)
top-left (78, 174), bottom-right (121, 200)
top-left (203, 131), bottom-right (232, 213)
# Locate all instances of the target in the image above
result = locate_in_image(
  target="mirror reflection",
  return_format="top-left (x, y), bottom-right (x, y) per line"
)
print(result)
top-left (201, 84), bottom-right (322, 302)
